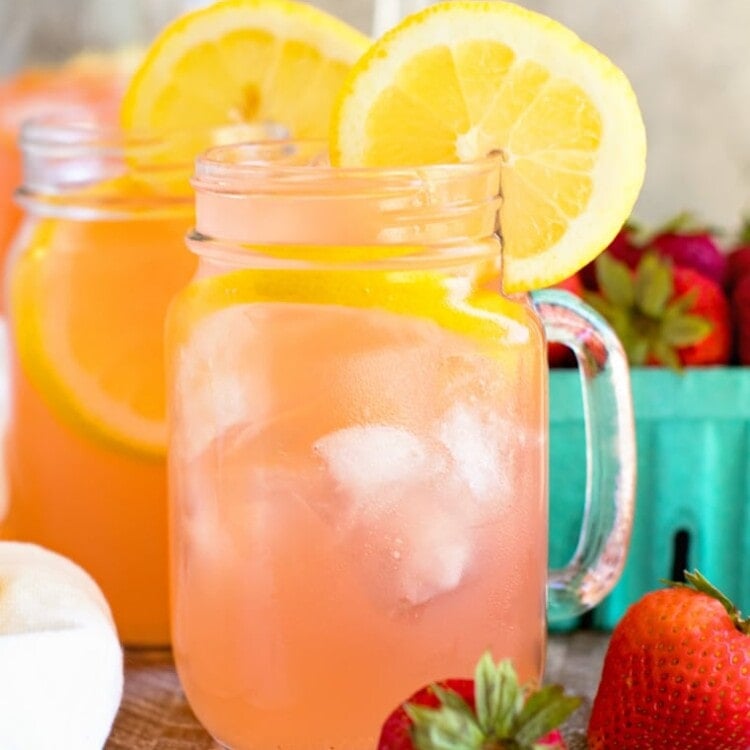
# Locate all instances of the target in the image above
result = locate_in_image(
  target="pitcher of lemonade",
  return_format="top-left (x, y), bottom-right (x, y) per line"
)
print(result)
top-left (2, 119), bottom-right (198, 644)
top-left (165, 139), bottom-right (636, 750)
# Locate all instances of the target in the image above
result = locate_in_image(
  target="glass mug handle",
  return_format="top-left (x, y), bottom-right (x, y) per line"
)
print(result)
top-left (531, 288), bottom-right (636, 622)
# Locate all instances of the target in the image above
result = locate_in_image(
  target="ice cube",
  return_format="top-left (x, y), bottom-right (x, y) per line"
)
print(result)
top-left (314, 424), bottom-right (475, 608)
top-left (313, 425), bottom-right (432, 509)
top-left (437, 403), bottom-right (506, 501)
top-left (393, 500), bottom-right (472, 606)
top-left (174, 305), bottom-right (273, 459)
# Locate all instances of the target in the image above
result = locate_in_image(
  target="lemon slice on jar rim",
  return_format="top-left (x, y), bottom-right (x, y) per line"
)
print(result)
top-left (330, 0), bottom-right (647, 293)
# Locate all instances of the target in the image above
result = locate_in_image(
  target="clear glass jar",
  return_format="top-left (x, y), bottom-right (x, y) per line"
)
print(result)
top-left (0, 0), bottom-right (194, 283)
top-left (2, 118), bottom-right (198, 645)
top-left (167, 140), bottom-right (636, 750)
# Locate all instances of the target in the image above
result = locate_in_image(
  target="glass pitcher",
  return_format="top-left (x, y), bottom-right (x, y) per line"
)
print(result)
top-left (2, 118), bottom-right (197, 646)
top-left (166, 140), bottom-right (635, 750)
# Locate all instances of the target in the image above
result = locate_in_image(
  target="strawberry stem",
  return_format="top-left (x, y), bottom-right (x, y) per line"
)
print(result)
top-left (677, 570), bottom-right (750, 635)
top-left (651, 210), bottom-right (697, 236)
top-left (406, 654), bottom-right (581, 750)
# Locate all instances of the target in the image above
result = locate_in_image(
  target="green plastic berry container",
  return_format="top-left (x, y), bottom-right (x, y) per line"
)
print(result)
top-left (549, 367), bottom-right (750, 630)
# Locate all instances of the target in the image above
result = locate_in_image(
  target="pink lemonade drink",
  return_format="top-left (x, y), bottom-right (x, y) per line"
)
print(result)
top-left (167, 142), bottom-right (635, 750)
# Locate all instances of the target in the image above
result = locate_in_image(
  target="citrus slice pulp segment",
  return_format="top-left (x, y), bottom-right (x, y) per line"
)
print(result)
top-left (11, 216), bottom-right (197, 457)
top-left (330, 0), bottom-right (646, 293)
top-left (121, 0), bottom-right (370, 139)
top-left (167, 263), bottom-right (531, 352)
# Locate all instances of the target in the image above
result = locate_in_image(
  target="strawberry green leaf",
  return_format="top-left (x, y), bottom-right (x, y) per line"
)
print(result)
top-left (494, 661), bottom-right (525, 737)
top-left (647, 210), bottom-right (698, 237)
top-left (583, 292), bottom-right (636, 351)
top-left (596, 252), bottom-right (635, 308)
top-left (664, 289), bottom-right (698, 318)
top-left (432, 685), bottom-right (474, 717)
top-left (407, 703), bottom-right (484, 750)
top-left (407, 656), bottom-right (581, 750)
top-left (634, 253), bottom-right (673, 317)
top-left (650, 340), bottom-right (681, 370)
top-left (475, 652), bottom-right (506, 734)
top-left (661, 314), bottom-right (712, 347)
top-left (624, 336), bottom-right (649, 366)
top-left (513, 685), bottom-right (582, 745)
top-left (582, 292), bottom-right (613, 319)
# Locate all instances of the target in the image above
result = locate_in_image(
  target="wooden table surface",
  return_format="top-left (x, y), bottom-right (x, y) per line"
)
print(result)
top-left (106, 631), bottom-right (609, 750)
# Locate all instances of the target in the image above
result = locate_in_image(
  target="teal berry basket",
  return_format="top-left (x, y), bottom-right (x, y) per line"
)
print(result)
top-left (549, 367), bottom-right (750, 631)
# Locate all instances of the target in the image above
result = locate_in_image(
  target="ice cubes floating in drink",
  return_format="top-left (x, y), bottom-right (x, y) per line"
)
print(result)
top-left (174, 301), bottom-right (542, 612)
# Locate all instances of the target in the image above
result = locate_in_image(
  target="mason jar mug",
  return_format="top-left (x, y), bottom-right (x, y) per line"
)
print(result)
top-left (166, 140), bottom-right (636, 750)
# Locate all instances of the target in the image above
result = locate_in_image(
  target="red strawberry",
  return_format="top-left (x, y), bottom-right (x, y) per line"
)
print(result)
top-left (731, 274), bottom-right (750, 364)
top-left (726, 220), bottom-right (750, 291)
top-left (547, 273), bottom-right (584, 367)
top-left (727, 248), bottom-right (750, 292)
top-left (377, 654), bottom-right (579, 750)
top-left (581, 225), bottom-right (641, 290)
top-left (646, 213), bottom-right (727, 286)
top-left (585, 251), bottom-right (731, 367)
top-left (588, 571), bottom-right (750, 750)
top-left (671, 265), bottom-right (731, 365)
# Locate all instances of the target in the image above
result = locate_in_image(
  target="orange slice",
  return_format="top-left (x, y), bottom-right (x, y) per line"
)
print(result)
top-left (10, 208), bottom-right (197, 457)
top-left (121, 0), bottom-right (370, 139)
top-left (330, 0), bottom-right (646, 292)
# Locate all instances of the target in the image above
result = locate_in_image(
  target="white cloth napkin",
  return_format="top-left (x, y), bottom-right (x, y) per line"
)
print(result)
top-left (0, 542), bottom-right (123, 750)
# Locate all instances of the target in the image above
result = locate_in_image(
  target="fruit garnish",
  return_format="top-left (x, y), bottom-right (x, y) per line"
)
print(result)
top-left (11, 215), bottom-right (197, 456)
top-left (584, 250), bottom-right (731, 367)
top-left (121, 0), bottom-right (369, 140)
top-left (168, 263), bottom-right (528, 349)
top-left (377, 652), bottom-right (580, 750)
top-left (645, 212), bottom-right (727, 286)
top-left (330, 0), bottom-right (646, 293)
top-left (588, 571), bottom-right (750, 750)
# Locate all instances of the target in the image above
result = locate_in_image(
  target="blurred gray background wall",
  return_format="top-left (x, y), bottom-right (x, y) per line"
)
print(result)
top-left (1, 0), bottom-right (748, 232)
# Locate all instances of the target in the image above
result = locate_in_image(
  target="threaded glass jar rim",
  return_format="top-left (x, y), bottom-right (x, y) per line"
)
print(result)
top-left (190, 139), bottom-right (504, 262)
top-left (17, 116), bottom-right (287, 219)
top-left (193, 139), bottom-right (505, 195)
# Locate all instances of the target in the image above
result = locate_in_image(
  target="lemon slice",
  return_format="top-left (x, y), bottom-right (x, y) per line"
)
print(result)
top-left (11, 213), bottom-right (197, 457)
top-left (168, 262), bottom-right (529, 349)
top-left (330, 0), bottom-right (646, 292)
top-left (121, 0), bottom-right (370, 139)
